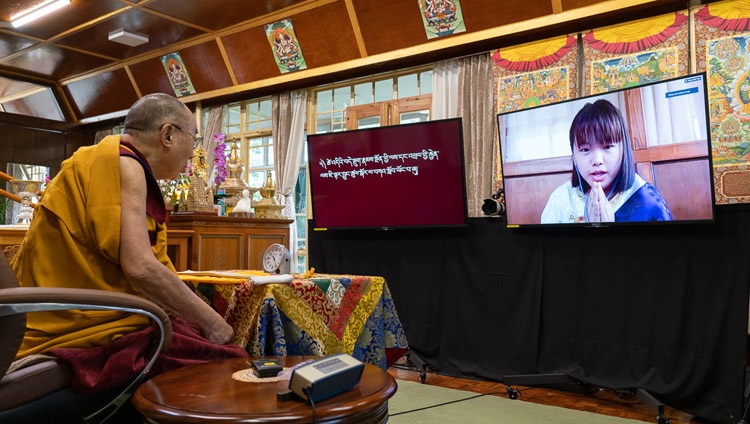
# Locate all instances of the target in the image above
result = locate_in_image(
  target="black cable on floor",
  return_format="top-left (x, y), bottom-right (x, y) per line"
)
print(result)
top-left (388, 391), bottom-right (506, 417)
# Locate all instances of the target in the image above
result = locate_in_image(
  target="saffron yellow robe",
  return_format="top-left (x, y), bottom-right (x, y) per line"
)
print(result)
top-left (12, 135), bottom-right (174, 358)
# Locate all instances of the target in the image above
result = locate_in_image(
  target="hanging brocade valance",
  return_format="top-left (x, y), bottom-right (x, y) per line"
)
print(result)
top-left (490, 35), bottom-right (576, 72)
top-left (694, 0), bottom-right (750, 31)
top-left (582, 12), bottom-right (687, 54)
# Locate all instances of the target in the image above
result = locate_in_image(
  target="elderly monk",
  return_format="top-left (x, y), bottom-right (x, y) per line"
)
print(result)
top-left (11, 94), bottom-right (244, 390)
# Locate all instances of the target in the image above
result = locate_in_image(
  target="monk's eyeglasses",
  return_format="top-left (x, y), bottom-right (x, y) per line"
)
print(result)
top-left (168, 123), bottom-right (202, 148)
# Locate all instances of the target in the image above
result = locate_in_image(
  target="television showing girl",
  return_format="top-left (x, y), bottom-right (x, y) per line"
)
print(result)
top-left (541, 99), bottom-right (672, 224)
top-left (497, 73), bottom-right (714, 228)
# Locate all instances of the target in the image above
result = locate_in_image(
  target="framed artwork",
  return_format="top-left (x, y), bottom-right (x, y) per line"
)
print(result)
top-left (693, 0), bottom-right (750, 203)
top-left (160, 52), bottom-right (196, 97)
top-left (418, 0), bottom-right (466, 39)
top-left (265, 19), bottom-right (307, 73)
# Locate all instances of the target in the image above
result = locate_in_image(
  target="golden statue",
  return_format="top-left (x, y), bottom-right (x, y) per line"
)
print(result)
top-left (176, 145), bottom-right (214, 213)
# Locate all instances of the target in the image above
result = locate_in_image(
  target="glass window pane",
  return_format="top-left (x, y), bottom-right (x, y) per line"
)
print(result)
top-left (247, 102), bottom-right (258, 121)
top-left (296, 255), bottom-right (306, 273)
top-left (295, 217), bottom-right (306, 242)
top-left (317, 121), bottom-right (332, 133)
top-left (249, 146), bottom-right (264, 166)
top-left (333, 87), bottom-right (350, 110)
top-left (374, 79), bottom-right (392, 102)
top-left (227, 103), bottom-right (241, 133)
top-left (400, 110), bottom-right (430, 123)
top-left (420, 71), bottom-right (433, 94)
top-left (316, 90), bottom-right (332, 113)
top-left (247, 170), bottom-right (266, 189)
top-left (260, 100), bottom-right (272, 120)
top-left (316, 113), bottom-right (332, 133)
top-left (354, 83), bottom-right (372, 106)
top-left (295, 169), bottom-right (307, 213)
top-left (358, 116), bottom-right (381, 128)
top-left (397, 74), bottom-right (418, 98)
top-left (333, 110), bottom-right (344, 126)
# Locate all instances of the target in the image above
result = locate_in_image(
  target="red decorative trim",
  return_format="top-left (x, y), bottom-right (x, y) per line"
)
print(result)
top-left (582, 13), bottom-right (687, 54)
top-left (490, 35), bottom-right (577, 72)
top-left (695, 5), bottom-right (750, 31)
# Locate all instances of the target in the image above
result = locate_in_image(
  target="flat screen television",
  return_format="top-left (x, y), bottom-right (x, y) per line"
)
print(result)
top-left (497, 72), bottom-right (715, 228)
top-left (307, 118), bottom-right (467, 230)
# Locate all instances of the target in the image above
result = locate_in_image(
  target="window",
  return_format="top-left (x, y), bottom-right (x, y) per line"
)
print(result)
top-left (4, 163), bottom-right (48, 225)
top-left (311, 67), bottom-right (432, 132)
top-left (218, 99), bottom-right (274, 200)
top-left (214, 98), bottom-right (309, 273)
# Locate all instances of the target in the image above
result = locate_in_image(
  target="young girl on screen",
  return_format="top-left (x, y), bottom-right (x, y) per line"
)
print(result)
top-left (540, 99), bottom-right (672, 224)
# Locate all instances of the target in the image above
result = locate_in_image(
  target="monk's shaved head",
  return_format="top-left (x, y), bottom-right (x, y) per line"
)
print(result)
top-left (123, 93), bottom-right (191, 134)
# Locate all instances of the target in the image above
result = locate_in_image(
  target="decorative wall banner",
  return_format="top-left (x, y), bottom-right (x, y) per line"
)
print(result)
top-left (694, 0), bottom-right (750, 204)
top-left (589, 46), bottom-right (679, 94)
top-left (581, 12), bottom-right (689, 95)
top-left (418, 0), bottom-right (466, 39)
top-left (160, 52), bottom-right (196, 97)
top-left (490, 35), bottom-right (578, 189)
top-left (265, 19), bottom-right (307, 73)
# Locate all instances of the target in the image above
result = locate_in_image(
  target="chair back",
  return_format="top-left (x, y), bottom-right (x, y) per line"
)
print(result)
top-left (0, 256), bottom-right (25, 378)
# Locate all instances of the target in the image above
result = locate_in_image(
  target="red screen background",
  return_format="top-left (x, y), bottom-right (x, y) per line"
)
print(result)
top-left (308, 118), bottom-right (467, 229)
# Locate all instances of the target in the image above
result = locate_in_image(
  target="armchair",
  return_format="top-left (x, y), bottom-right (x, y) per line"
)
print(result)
top-left (0, 255), bottom-right (172, 423)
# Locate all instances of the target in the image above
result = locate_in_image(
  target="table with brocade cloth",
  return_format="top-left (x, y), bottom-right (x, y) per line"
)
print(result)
top-left (178, 272), bottom-right (409, 369)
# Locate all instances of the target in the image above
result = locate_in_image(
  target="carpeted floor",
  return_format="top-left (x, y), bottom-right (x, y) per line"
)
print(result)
top-left (388, 380), bottom-right (648, 424)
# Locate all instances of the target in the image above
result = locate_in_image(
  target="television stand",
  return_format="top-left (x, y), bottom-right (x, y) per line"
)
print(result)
top-left (502, 373), bottom-right (671, 424)
top-left (406, 351), bottom-right (430, 384)
top-left (503, 373), bottom-right (595, 399)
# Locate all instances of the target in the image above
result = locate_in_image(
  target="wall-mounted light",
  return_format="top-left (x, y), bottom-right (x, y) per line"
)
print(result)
top-left (10, 0), bottom-right (71, 28)
top-left (108, 29), bottom-right (149, 47)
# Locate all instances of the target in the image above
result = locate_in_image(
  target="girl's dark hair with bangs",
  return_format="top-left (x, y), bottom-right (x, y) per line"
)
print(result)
top-left (569, 99), bottom-right (636, 195)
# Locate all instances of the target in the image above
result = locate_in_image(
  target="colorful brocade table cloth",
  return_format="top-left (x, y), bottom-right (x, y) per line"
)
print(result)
top-left (179, 272), bottom-right (409, 369)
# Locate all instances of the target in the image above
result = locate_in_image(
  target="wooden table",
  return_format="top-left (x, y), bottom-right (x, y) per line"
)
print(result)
top-left (132, 356), bottom-right (398, 423)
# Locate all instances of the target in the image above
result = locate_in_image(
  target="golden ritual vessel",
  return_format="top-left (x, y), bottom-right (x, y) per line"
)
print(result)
top-left (253, 170), bottom-right (285, 219)
top-left (222, 139), bottom-right (257, 211)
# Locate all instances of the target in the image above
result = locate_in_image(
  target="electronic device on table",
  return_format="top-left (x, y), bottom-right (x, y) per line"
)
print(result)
top-left (288, 353), bottom-right (365, 403)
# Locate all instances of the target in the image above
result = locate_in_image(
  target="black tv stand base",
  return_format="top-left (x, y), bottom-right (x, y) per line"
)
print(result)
top-left (502, 373), bottom-right (671, 424)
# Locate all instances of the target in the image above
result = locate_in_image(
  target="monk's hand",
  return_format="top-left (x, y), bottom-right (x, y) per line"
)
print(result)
top-left (206, 319), bottom-right (234, 345)
top-left (586, 182), bottom-right (614, 223)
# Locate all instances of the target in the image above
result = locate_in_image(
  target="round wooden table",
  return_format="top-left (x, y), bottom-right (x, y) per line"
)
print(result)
top-left (132, 356), bottom-right (398, 423)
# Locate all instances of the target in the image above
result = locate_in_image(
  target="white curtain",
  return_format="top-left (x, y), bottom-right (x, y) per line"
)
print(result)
top-left (457, 53), bottom-right (495, 217)
top-left (432, 58), bottom-right (460, 120)
top-left (272, 89), bottom-right (308, 263)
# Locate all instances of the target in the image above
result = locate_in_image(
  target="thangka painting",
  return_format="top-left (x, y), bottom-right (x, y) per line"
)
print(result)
top-left (582, 12), bottom-right (689, 95)
top-left (693, 0), bottom-right (750, 204)
top-left (418, 0), bottom-right (466, 39)
top-left (160, 52), bottom-right (196, 97)
top-left (490, 35), bottom-right (578, 189)
top-left (265, 19), bottom-right (307, 73)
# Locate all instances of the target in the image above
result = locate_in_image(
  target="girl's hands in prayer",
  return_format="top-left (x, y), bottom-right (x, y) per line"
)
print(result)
top-left (586, 182), bottom-right (615, 222)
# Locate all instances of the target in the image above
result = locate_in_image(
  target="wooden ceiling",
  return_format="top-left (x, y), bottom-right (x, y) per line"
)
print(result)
top-left (0, 0), bottom-right (692, 127)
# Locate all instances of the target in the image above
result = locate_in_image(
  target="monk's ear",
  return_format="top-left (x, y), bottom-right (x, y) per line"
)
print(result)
top-left (160, 124), bottom-right (175, 147)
